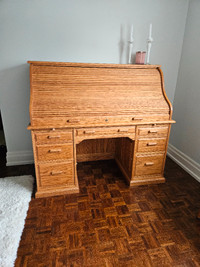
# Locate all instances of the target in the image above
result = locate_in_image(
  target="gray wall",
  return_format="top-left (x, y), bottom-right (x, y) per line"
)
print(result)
top-left (0, 0), bottom-right (189, 165)
top-left (170, 0), bottom-right (200, 165)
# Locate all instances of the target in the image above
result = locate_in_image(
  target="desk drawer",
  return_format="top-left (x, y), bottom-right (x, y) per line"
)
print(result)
top-left (135, 154), bottom-right (164, 176)
top-left (138, 125), bottom-right (169, 138)
top-left (76, 126), bottom-right (135, 137)
top-left (38, 161), bottom-right (74, 188)
top-left (35, 130), bottom-right (73, 144)
top-left (137, 138), bottom-right (167, 153)
top-left (32, 114), bottom-right (169, 128)
top-left (37, 143), bottom-right (73, 162)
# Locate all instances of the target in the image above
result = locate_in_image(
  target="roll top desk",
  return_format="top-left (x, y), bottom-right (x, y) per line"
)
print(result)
top-left (28, 61), bottom-right (175, 198)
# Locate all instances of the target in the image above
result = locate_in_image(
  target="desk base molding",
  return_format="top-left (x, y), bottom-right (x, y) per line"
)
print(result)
top-left (35, 186), bottom-right (79, 198)
top-left (130, 176), bottom-right (165, 186)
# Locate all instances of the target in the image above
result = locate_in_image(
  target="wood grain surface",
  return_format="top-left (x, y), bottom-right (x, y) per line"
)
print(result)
top-left (28, 61), bottom-right (175, 197)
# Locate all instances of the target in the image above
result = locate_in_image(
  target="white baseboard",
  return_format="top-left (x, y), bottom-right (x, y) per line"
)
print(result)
top-left (167, 143), bottom-right (200, 183)
top-left (6, 150), bottom-right (34, 166)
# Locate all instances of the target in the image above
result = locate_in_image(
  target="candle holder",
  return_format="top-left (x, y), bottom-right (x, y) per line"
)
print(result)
top-left (146, 36), bottom-right (153, 64)
top-left (128, 25), bottom-right (134, 64)
top-left (128, 40), bottom-right (134, 64)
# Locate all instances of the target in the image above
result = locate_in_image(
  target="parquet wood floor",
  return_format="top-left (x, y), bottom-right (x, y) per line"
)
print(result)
top-left (1, 153), bottom-right (200, 266)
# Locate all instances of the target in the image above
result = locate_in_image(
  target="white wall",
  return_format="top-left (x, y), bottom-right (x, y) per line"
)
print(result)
top-left (168, 0), bottom-right (200, 181)
top-left (0, 0), bottom-right (189, 165)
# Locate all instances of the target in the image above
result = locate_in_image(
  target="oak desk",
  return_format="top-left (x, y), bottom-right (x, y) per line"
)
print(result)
top-left (28, 61), bottom-right (175, 198)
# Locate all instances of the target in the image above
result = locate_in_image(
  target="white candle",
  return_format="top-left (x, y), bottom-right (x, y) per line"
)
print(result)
top-left (130, 24), bottom-right (134, 42)
top-left (149, 23), bottom-right (152, 39)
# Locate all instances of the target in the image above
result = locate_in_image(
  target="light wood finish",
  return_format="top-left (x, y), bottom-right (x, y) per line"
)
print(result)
top-left (76, 139), bottom-right (116, 162)
top-left (36, 143), bottom-right (73, 162)
top-left (35, 130), bottom-right (72, 144)
top-left (115, 138), bottom-right (134, 179)
top-left (28, 61), bottom-right (175, 197)
top-left (76, 126), bottom-right (135, 144)
top-left (138, 125), bottom-right (169, 138)
top-left (137, 138), bottom-right (167, 153)
top-left (135, 154), bottom-right (165, 176)
top-left (38, 161), bottom-right (74, 188)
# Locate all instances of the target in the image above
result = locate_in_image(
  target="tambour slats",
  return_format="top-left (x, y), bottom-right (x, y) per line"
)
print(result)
top-left (29, 63), bottom-right (170, 126)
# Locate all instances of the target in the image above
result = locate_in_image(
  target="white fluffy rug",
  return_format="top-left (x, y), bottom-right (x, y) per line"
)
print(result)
top-left (0, 175), bottom-right (34, 267)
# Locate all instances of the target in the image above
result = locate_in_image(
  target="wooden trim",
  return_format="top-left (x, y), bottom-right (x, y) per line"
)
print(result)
top-left (115, 157), bottom-right (131, 185)
top-left (28, 61), bottom-right (161, 69)
top-left (31, 131), bottom-right (40, 188)
top-left (35, 186), bottom-right (79, 198)
top-left (77, 152), bottom-right (114, 163)
top-left (157, 67), bottom-right (173, 120)
top-left (27, 120), bottom-right (176, 130)
top-left (130, 176), bottom-right (165, 186)
top-left (131, 126), bottom-right (139, 178)
top-left (161, 124), bottom-right (172, 175)
top-left (29, 64), bottom-right (33, 124)
top-left (73, 129), bottom-right (78, 187)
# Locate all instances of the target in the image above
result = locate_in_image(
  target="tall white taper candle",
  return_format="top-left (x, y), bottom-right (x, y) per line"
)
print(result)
top-left (128, 24), bottom-right (134, 64)
top-left (146, 23), bottom-right (153, 64)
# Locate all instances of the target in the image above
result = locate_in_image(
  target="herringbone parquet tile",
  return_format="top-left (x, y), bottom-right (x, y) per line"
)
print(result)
top-left (15, 158), bottom-right (200, 267)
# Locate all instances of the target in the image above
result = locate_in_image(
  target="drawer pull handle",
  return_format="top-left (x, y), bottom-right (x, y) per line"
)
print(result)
top-left (148, 130), bottom-right (157, 133)
top-left (83, 130), bottom-right (95, 134)
top-left (50, 171), bottom-right (63, 175)
top-left (118, 129), bottom-right (128, 133)
top-left (66, 119), bottom-right (80, 123)
top-left (47, 135), bottom-right (61, 139)
top-left (145, 162), bottom-right (154, 166)
top-left (132, 117), bottom-right (143, 121)
top-left (147, 142), bottom-right (157, 146)
top-left (48, 149), bottom-right (62, 153)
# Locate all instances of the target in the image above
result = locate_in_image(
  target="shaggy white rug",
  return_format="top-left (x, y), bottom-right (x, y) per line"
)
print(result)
top-left (0, 175), bottom-right (34, 267)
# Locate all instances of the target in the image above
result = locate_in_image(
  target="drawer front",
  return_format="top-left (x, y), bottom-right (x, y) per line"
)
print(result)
top-left (32, 114), bottom-right (169, 128)
top-left (37, 143), bottom-right (73, 161)
top-left (76, 126), bottom-right (135, 137)
top-left (35, 130), bottom-right (73, 144)
top-left (137, 138), bottom-right (167, 153)
top-left (38, 161), bottom-right (74, 188)
top-left (138, 125), bottom-right (169, 138)
top-left (135, 154), bottom-right (164, 176)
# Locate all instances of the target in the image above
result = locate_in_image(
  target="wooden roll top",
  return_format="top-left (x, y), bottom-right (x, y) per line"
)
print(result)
top-left (28, 61), bottom-right (173, 129)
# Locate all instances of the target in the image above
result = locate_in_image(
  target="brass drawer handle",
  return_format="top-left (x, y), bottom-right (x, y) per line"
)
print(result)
top-left (118, 129), bottom-right (128, 133)
top-left (48, 149), bottom-right (62, 153)
top-left (47, 135), bottom-right (61, 139)
top-left (83, 130), bottom-right (95, 134)
top-left (145, 162), bottom-right (154, 166)
top-left (132, 117), bottom-right (143, 121)
top-left (147, 142), bottom-right (157, 146)
top-left (50, 171), bottom-right (63, 175)
top-left (148, 130), bottom-right (157, 133)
